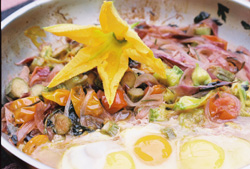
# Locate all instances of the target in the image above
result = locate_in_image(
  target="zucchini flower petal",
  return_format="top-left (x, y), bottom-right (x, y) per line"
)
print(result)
top-left (44, 1), bottom-right (166, 106)
top-left (98, 51), bottom-right (129, 105)
top-left (48, 44), bottom-right (110, 87)
top-left (124, 48), bottom-right (166, 79)
top-left (99, 1), bottom-right (129, 40)
top-left (43, 24), bottom-right (104, 47)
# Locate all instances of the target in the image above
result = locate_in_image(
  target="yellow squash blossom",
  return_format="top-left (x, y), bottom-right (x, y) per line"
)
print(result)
top-left (44, 1), bottom-right (166, 106)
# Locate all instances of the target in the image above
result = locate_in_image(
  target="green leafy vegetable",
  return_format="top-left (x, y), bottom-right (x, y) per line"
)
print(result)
top-left (179, 109), bottom-right (205, 128)
top-left (154, 65), bottom-right (183, 86)
top-left (149, 104), bottom-right (168, 122)
top-left (161, 127), bottom-right (176, 139)
top-left (101, 121), bottom-right (119, 137)
top-left (208, 66), bottom-right (235, 82)
top-left (130, 22), bottom-right (141, 29)
top-left (163, 88), bottom-right (176, 104)
top-left (192, 64), bottom-right (211, 86)
top-left (194, 26), bottom-right (211, 35)
top-left (174, 91), bottom-right (213, 111)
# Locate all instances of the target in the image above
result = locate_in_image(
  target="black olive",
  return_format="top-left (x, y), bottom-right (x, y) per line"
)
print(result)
top-left (212, 19), bottom-right (223, 26)
top-left (93, 78), bottom-right (103, 92)
top-left (72, 124), bottom-right (90, 136)
top-left (207, 81), bottom-right (220, 86)
top-left (242, 84), bottom-right (249, 91)
top-left (68, 102), bottom-right (91, 136)
top-left (194, 11), bottom-right (210, 23)
top-left (129, 58), bottom-right (141, 68)
top-left (24, 135), bottom-right (33, 142)
top-left (236, 51), bottom-right (244, 54)
top-left (68, 102), bottom-right (80, 124)
top-left (168, 24), bottom-right (178, 27)
top-left (46, 119), bottom-right (53, 127)
top-left (11, 135), bottom-right (18, 145)
top-left (137, 83), bottom-right (148, 90)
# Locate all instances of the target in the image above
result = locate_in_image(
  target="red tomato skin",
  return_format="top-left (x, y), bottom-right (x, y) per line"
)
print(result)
top-left (101, 90), bottom-right (127, 114)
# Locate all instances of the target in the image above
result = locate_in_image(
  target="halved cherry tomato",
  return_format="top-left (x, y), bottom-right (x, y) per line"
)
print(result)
top-left (42, 89), bottom-right (70, 106)
top-left (144, 85), bottom-right (166, 95)
top-left (101, 89), bottom-right (127, 114)
top-left (23, 135), bottom-right (49, 155)
top-left (83, 90), bottom-right (103, 117)
top-left (70, 86), bottom-right (85, 117)
top-left (7, 97), bottom-right (39, 124)
top-left (206, 92), bottom-right (241, 122)
top-left (202, 35), bottom-right (228, 50)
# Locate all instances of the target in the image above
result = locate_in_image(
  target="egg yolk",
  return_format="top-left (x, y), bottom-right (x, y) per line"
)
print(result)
top-left (179, 139), bottom-right (225, 169)
top-left (134, 135), bottom-right (172, 165)
top-left (104, 151), bottom-right (135, 169)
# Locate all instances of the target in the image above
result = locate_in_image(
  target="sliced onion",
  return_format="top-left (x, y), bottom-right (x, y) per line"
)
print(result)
top-left (17, 120), bottom-right (36, 143)
top-left (135, 107), bottom-right (151, 120)
top-left (80, 89), bottom-right (94, 117)
top-left (63, 94), bottom-right (71, 117)
top-left (113, 110), bottom-right (132, 122)
top-left (134, 73), bottom-right (159, 88)
top-left (153, 49), bottom-right (190, 71)
top-left (178, 67), bottom-right (194, 86)
top-left (15, 56), bottom-right (36, 65)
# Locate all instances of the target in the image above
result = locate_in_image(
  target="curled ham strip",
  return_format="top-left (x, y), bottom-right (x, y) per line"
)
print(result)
top-left (134, 73), bottom-right (159, 87)
top-left (19, 66), bottom-right (30, 83)
top-left (46, 64), bottom-right (64, 83)
top-left (17, 120), bottom-right (36, 144)
top-left (16, 56), bottom-right (36, 65)
top-left (34, 101), bottom-right (46, 134)
top-left (3, 103), bottom-right (15, 126)
top-left (29, 66), bottom-right (50, 86)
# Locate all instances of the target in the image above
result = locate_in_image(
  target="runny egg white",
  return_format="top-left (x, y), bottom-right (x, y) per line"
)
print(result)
top-left (37, 123), bottom-right (250, 169)
top-left (178, 135), bottom-right (250, 169)
top-left (59, 141), bottom-right (135, 169)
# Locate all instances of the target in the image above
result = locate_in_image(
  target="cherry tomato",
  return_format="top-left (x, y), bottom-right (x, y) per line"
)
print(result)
top-left (206, 92), bottom-right (241, 122)
top-left (42, 89), bottom-right (70, 106)
top-left (148, 85), bottom-right (166, 94)
top-left (83, 90), bottom-right (103, 117)
top-left (202, 35), bottom-right (228, 50)
top-left (23, 135), bottom-right (49, 155)
top-left (7, 97), bottom-right (39, 124)
top-left (101, 89), bottom-right (127, 114)
top-left (70, 86), bottom-right (85, 117)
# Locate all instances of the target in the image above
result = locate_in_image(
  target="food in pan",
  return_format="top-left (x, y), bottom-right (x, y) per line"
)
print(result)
top-left (2, 1), bottom-right (250, 169)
